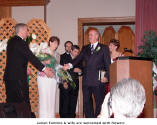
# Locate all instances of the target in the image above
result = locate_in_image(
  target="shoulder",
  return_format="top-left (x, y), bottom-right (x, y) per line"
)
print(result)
top-left (98, 43), bottom-right (109, 50)
top-left (82, 44), bottom-right (90, 50)
top-left (118, 52), bottom-right (124, 57)
top-left (60, 53), bottom-right (68, 59)
top-left (61, 53), bottom-right (66, 57)
top-left (13, 35), bottom-right (23, 41)
top-left (8, 35), bottom-right (21, 46)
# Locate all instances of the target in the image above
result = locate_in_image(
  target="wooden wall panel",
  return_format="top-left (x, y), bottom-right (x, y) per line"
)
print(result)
top-left (102, 26), bottom-right (115, 45)
top-left (0, 7), bottom-right (11, 19)
top-left (0, 0), bottom-right (48, 6)
top-left (117, 26), bottom-right (135, 56)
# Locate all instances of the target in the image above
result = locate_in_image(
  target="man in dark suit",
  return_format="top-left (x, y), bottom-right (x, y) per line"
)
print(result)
top-left (64, 28), bottom-right (111, 118)
top-left (59, 41), bottom-right (73, 117)
top-left (59, 44), bottom-right (82, 118)
top-left (3, 23), bottom-right (53, 116)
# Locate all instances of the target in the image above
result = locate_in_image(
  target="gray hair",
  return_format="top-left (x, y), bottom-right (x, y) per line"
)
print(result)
top-left (15, 23), bottom-right (27, 34)
top-left (111, 78), bottom-right (146, 118)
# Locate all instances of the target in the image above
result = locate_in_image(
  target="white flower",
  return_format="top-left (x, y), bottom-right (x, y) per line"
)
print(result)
top-left (29, 43), bottom-right (40, 54)
top-left (0, 39), bottom-right (8, 52)
top-left (32, 34), bottom-right (37, 40)
top-left (39, 42), bottom-right (51, 54)
top-left (39, 42), bottom-right (48, 50)
top-left (96, 46), bottom-right (101, 52)
top-left (29, 42), bottom-right (51, 55)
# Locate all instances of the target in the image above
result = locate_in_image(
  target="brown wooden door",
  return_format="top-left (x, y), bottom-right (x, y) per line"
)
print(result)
top-left (101, 26), bottom-right (115, 45)
top-left (0, 7), bottom-right (11, 20)
top-left (117, 26), bottom-right (135, 56)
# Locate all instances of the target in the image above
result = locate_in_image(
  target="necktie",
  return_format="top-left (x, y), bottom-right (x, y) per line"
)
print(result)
top-left (91, 44), bottom-right (94, 54)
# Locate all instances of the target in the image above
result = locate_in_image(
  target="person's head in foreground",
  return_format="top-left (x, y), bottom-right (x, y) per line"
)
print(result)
top-left (98, 78), bottom-right (146, 118)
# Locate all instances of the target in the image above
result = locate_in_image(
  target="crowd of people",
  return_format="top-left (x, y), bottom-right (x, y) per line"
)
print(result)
top-left (2, 23), bottom-right (146, 118)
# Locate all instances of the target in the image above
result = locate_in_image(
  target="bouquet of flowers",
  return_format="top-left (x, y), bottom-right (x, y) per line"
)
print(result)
top-left (30, 42), bottom-right (76, 89)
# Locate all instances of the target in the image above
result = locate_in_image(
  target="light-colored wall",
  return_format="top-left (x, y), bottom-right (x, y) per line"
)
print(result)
top-left (12, 6), bottom-right (44, 23)
top-left (12, 0), bottom-right (135, 114)
top-left (12, 0), bottom-right (135, 54)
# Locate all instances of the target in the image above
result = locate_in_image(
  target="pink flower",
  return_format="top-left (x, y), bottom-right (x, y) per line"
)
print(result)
top-left (39, 72), bottom-right (46, 77)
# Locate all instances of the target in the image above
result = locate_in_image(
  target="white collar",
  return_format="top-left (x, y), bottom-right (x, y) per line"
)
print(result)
top-left (17, 35), bottom-right (24, 40)
top-left (91, 42), bottom-right (98, 49)
top-left (66, 52), bottom-right (70, 55)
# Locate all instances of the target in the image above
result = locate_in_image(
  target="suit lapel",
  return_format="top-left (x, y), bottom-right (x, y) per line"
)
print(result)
top-left (86, 44), bottom-right (92, 56)
top-left (86, 43), bottom-right (101, 57)
top-left (93, 43), bottom-right (101, 55)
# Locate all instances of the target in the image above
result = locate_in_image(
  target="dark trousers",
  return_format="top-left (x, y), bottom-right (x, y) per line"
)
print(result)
top-left (82, 83), bottom-right (107, 118)
top-left (59, 79), bottom-right (79, 118)
top-left (4, 79), bottom-right (31, 105)
top-left (3, 79), bottom-right (32, 118)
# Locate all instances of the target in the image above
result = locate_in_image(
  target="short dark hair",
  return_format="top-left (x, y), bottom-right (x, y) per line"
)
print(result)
top-left (48, 36), bottom-right (60, 46)
top-left (72, 45), bottom-right (80, 51)
top-left (15, 23), bottom-right (27, 34)
top-left (110, 39), bottom-right (120, 51)
top-left (64, 41), bottom-right (73, 47)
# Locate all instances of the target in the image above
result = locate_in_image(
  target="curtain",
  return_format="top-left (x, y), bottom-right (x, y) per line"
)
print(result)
top-left (135, 0), bottom-right (157, 54)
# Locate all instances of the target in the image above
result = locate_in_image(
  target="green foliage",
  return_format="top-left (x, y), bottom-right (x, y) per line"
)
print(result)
top-left (138, 30), bottom-right (157, 65)
top-left (26, 34), bottom-right (33, 45)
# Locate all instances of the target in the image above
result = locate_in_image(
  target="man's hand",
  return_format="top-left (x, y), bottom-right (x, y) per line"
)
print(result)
top-left (101, 77), bottom-right (108, 83)
top-left (63, 64), bottom-right (70, 71)
top-left (63, 82), bottom-right (69, 89)
top-left (43, 67), bottom-right (54, 78)
top-left (74, 68), bottom-right (82, 73)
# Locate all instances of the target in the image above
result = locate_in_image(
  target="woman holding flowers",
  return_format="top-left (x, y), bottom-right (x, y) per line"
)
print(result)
top-left (37, 36), bottom-right (60, 118)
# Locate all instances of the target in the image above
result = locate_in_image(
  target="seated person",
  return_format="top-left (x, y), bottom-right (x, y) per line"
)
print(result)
top-left (98, 78), bottom-right (146, 118)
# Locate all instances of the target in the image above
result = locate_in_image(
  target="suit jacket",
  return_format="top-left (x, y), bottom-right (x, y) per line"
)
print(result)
top-left (60, 52), bottom-right (72, 66)
top-left (4, 35), bottom-right (44, 81)
top-left (72, 43), bottom-right (111, 87)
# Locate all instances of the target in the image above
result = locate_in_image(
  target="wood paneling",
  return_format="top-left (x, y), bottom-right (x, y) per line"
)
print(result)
top-left (0, 7), bottom-right (11, 19)
top-left (117, 26), bottom-right (135, 56)
top-left (0, 0), bottom-right (49, 6)
top-left (102, 26), bottom-right (115, 45)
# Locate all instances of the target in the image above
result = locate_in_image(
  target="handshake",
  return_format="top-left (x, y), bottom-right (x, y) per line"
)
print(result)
top-left (42, 64), bottom-right (70, 78)
top-left (63, 64), bottom-right (70, 71)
